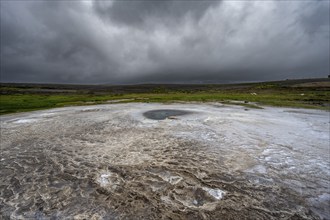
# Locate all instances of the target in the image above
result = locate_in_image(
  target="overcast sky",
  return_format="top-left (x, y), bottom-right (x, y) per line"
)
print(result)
top-left (1, 0), bottom-right (329, 84)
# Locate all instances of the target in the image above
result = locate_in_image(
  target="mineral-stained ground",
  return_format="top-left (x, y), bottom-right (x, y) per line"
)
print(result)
top-left (0, 103), bottom-right (329, 219)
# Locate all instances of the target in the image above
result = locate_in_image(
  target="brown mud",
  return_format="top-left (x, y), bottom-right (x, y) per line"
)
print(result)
top-left (0, 103), bottom-right (328, 219)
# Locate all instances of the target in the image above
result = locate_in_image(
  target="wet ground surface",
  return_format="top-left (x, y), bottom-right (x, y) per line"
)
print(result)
top-left (0, 103), bottom-right (329, 219)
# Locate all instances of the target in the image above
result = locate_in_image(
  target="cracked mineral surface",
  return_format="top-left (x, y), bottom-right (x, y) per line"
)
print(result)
top-left (0, 103), bottom-right (329, 219)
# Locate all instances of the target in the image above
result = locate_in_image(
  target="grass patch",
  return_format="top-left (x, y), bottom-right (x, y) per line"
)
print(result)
top-left (1, 81), bottom-right (329, 115)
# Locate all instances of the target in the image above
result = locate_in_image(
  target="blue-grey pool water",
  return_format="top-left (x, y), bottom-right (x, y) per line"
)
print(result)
top-left (143, 109), bottom-right (191, 120)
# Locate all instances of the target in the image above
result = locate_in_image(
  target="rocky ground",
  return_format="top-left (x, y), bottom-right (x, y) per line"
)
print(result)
top-left (0, 103), bottom-right (329, 219)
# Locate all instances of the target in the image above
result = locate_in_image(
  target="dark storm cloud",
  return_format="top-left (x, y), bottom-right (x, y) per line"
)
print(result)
top-left (93, 0), bottom-right (220, 28)
top-left (0, 1), bottom-right (329, 84)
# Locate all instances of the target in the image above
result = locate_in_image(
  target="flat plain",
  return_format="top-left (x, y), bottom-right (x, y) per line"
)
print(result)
top-left (1, 78), bottom-right (329, 115)
top-left (0, 78), bottom-right (329, 219)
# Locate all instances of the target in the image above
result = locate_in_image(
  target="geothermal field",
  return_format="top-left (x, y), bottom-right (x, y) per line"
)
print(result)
top-left (0, 103), bottom-right (329, 219)
top-left (1, 0), bottom-right (329, 218)
top-left (0, 103), bottom-right (330, 219)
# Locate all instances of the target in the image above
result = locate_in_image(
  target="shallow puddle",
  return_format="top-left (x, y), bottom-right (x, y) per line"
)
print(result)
top-left (143, 109), bottom-right (191, 120)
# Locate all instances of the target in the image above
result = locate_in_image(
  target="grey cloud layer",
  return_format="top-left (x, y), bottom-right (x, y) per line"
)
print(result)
top-left (1, 0), bottom-right (329, 84)
top-left (94, 0), bottom-right (219, 27)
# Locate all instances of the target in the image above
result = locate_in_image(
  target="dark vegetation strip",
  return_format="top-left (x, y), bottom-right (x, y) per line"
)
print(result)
top-left (0, 78), bottom-right (329, 115)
